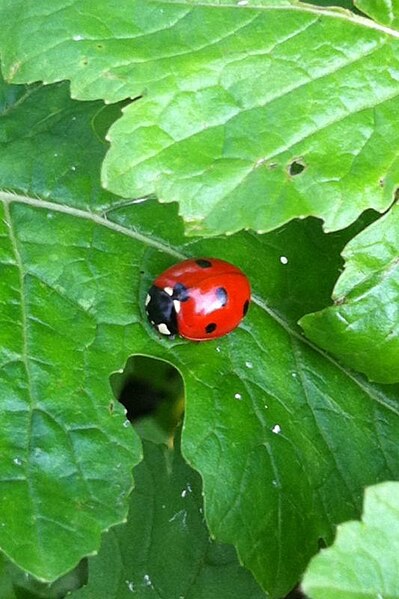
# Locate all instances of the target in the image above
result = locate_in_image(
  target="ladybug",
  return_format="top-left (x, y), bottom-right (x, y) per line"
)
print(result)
top-left (145, 258), bottom-right (251, 341)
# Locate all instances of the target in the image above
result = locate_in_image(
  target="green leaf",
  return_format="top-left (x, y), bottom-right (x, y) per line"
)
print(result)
top-left (0, 78), bottom-right (142, 581)
top-left (1, 77), bottom-right (399, 598)
top-left (8, 559), bottom-right (87, 599)
top-left (302, 481), bottom-right (399, 599)
top-left (1, 1), bottom-right (399, 235)
top-left (300, 205), bottom-right (399, 383)
top-left (71, 440), bottom-right (267, 599)
top-left (355, 0), bottom-right (399, 27)
top-left (0, 555), bottom-right (17, 599)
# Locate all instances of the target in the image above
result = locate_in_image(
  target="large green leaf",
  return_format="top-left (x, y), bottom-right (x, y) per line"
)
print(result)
top-left (1, 78), bottom-right (399, 597)
top-left (302, 481), bottom-right (399, 599)
top-left (1, 1), bottom-right (399, 235)
top-left (300, 205), bottom-right (399, 383)
top-left (72, 440), bottom-right (267, 599)
top-left (0, 79), bottom-right (142, 581)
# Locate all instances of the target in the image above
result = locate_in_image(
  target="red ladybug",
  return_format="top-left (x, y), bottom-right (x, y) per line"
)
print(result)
top-left (145, 258), bottom-right (251, 341)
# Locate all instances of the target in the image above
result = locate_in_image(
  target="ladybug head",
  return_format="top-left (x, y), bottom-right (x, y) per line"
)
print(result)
top-left (145, 285), bottom-right (178, 336)
top-left (145, 283), bottom-right (190, 337)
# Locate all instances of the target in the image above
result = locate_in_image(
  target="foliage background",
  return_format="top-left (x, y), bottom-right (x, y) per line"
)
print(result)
top-left (0, 1), bottom-right (398, 597)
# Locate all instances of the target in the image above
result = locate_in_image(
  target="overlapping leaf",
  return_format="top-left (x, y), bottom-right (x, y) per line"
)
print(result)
top-left (302, 481), bottom-right (399, 599)
top-left (355, 0), bottom-right (399, 27)
top-left (72, 440), bottom-right (267, 599)
top-left (0, 0), bottom-right (399, 236)
top-left (301, 205), bottom-right (399, 383)
top-left (1, 78), bottom-right (399, 597)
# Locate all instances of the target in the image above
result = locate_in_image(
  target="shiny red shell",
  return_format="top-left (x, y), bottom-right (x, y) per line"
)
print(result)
top-left (146, 258), bottom-right (251, 341)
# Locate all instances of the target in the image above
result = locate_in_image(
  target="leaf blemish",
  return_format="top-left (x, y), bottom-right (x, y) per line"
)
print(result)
top-left (288, 160), bottom-right (306, 176)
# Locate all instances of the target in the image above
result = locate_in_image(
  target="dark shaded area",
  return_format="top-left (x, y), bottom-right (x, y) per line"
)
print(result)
top-left (113, 356), bottom-right (184, 433)
top-left (289, 160), bottom-right (306, 176)
top-left (285, 586), bottom-right (307, 599)
top-left (10, 560), bottom-right (88, 599)
top-left (119, 378), bottom-right (167, 421)
top-left (304, 0), bottom-right (357, 10)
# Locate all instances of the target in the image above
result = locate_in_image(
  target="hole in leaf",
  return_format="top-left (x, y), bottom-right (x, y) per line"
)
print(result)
top-left (111, 356), bottom-right (184, 444)
top-left (288, 159), bottom-right (306, 176)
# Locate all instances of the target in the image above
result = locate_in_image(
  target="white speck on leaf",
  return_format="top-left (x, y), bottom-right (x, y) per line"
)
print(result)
top-left (272, 424), bottom-right (281, 434)
top-left (123, 420), bottom-right (130, 428)
top-left (237, 0), bottom-right (248, 5)
top-left (234, 393), bottom-right (242, 400)
top-left (280, 256), bottom-right (288, 264)
top-left (181, 483), bottom-right (192, 498)
top-left (125, 580), bottom-right (135, 592)
top-left (143, 574), bottom-right (153, 588)
top-left (13, 457), bottom-right (22, 466)
top-left (73, 34), bottom-right (84, 41)
top-left (245, 361), bottom-right (253, 369)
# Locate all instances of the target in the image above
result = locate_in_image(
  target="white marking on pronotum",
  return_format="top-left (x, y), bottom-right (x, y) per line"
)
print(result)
top-left (173, 300), bottom-right (181, 313)
top-left (164, 286), bottom-right (173, 296)
top-left (145, 294), bottom-right (151, 306)
top-left (158, 323), bottom-right (171, 335)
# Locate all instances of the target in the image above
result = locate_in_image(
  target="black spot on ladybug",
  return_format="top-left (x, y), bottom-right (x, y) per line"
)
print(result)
top-left (216, 287), bottom-right (228, 307)
top-left (195, 259), bottom-right (212, 268)
top-left (243, 300), bottom-right (249, 316)
top-left (205, 323), bottom-right (217, 334)
top-left (146, 285), bottom-right (178, 336)
top-left (173, 282), bottom-right (190, 302)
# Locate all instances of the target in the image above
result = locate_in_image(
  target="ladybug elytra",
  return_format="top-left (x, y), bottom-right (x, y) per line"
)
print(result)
top-left (145, 258), bottom-right (251, 341)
